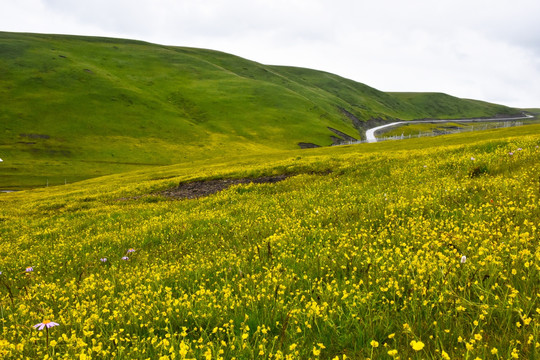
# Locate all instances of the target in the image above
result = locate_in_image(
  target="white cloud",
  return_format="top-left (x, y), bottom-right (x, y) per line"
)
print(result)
top-left (1, 0), bottom-right (539, 107)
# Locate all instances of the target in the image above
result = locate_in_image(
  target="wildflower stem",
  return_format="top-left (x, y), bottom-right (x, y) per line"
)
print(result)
top-left (0, 278), bottom-right (14, 306)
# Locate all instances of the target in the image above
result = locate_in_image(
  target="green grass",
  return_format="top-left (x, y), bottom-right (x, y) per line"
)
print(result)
top-left (0, 125), bottom-right (539, 359)
top-left (0, 32), bottom-right (523, 189)
top-left (379, 122), bottom-right (467, 137)
top-left (387, 92), bottom-right (517, 119)
top-left (378, 121), bottom-right (532, 138)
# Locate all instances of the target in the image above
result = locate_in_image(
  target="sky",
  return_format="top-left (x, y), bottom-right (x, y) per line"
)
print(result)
top-left (2, 0), bottom-right (540, 108)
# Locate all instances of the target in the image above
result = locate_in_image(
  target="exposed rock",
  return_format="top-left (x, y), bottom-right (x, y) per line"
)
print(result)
top-left (327, 127), bottom-right (357, 144)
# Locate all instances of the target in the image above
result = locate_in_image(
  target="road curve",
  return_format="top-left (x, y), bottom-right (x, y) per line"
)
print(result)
top-left (365, 114), bottom-right (534, 143)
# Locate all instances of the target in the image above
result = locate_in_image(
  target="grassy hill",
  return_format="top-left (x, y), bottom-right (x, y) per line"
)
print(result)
top-left (0, 32), bottom-right (521, 189)
top-left (0, 124), bottom-right (538, 359)
top-left (387, 92), bottom-right (521, 119)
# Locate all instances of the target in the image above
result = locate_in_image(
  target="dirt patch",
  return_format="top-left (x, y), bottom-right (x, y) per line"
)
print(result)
top-left (298, 142), bottom-right (321, 149)
top-left (339, 107), bottom-right (364, 130)
top-left (327, 127), bottom-right (358, 143)
top-left (161, 174), bottom-right (292, 200)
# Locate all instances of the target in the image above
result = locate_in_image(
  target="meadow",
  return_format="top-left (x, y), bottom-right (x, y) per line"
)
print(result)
top-left (0, 124), bottom-right (538, 359)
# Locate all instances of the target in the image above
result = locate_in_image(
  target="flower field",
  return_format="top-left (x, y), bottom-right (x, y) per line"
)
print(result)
top-left (0, 126), bottom-right (539, 359)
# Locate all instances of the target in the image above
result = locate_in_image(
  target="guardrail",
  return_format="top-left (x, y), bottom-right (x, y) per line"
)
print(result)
top-left (342, 121), bottom-right (524, 145)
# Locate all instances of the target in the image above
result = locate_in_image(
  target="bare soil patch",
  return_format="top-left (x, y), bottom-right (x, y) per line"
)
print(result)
top-left (160, 174), bottom-right (292, 200)
top-left (298, 142), bottom-right (320, 149)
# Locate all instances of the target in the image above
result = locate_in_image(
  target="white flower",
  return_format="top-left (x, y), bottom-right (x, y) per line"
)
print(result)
top-left (460, 255), bottom-right (467, 264)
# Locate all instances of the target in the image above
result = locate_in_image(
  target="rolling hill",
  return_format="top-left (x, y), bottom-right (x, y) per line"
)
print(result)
top-left (0, 31), bottom-right (521, 189)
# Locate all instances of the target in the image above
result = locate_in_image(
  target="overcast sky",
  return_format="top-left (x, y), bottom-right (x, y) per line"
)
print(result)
top-left (2, 0), bottom-right (540, 108)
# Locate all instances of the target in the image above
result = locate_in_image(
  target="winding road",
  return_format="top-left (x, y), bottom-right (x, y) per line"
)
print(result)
top-left (365, 114), bottom-right (534, 143)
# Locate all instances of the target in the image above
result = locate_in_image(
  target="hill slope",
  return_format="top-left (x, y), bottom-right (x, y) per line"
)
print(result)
top-left (0, 125), bottom-right (539, 359)
top-left (0, 32), bottom-right (520, 188)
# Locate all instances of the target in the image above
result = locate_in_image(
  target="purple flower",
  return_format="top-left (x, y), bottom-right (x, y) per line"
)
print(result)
top-left (508, 152), bottom-right (514, 156)
top-left (100, 258), bottom-right (107, 262)
top-left (470, 157), bottom-right (475, 161)
top-left (33, 320), bottom-right (59, 331)
top-left (127, 248), bottom-right (135, 253)
top-left (25, 267), bottom-right (33, 273)
top-left (121, 256), bottom-right (129, 261)
top-left (517, 148), bottom-right (522, 151)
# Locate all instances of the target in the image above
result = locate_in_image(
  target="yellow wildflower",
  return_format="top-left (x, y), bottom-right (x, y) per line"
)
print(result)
top-left (410, 340), bottom-right (425, 351)
top-left (387, 349), bottom-right (398, 356)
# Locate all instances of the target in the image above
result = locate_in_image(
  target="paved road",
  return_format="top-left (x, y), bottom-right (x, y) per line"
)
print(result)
top-left (365, 114), bottom-right (534, 143)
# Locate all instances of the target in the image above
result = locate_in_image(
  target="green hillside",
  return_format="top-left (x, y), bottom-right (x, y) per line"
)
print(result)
top-left (388, 92), bottom-right (519, 119)
top-left (0, 32), bottom-right (520, 189)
